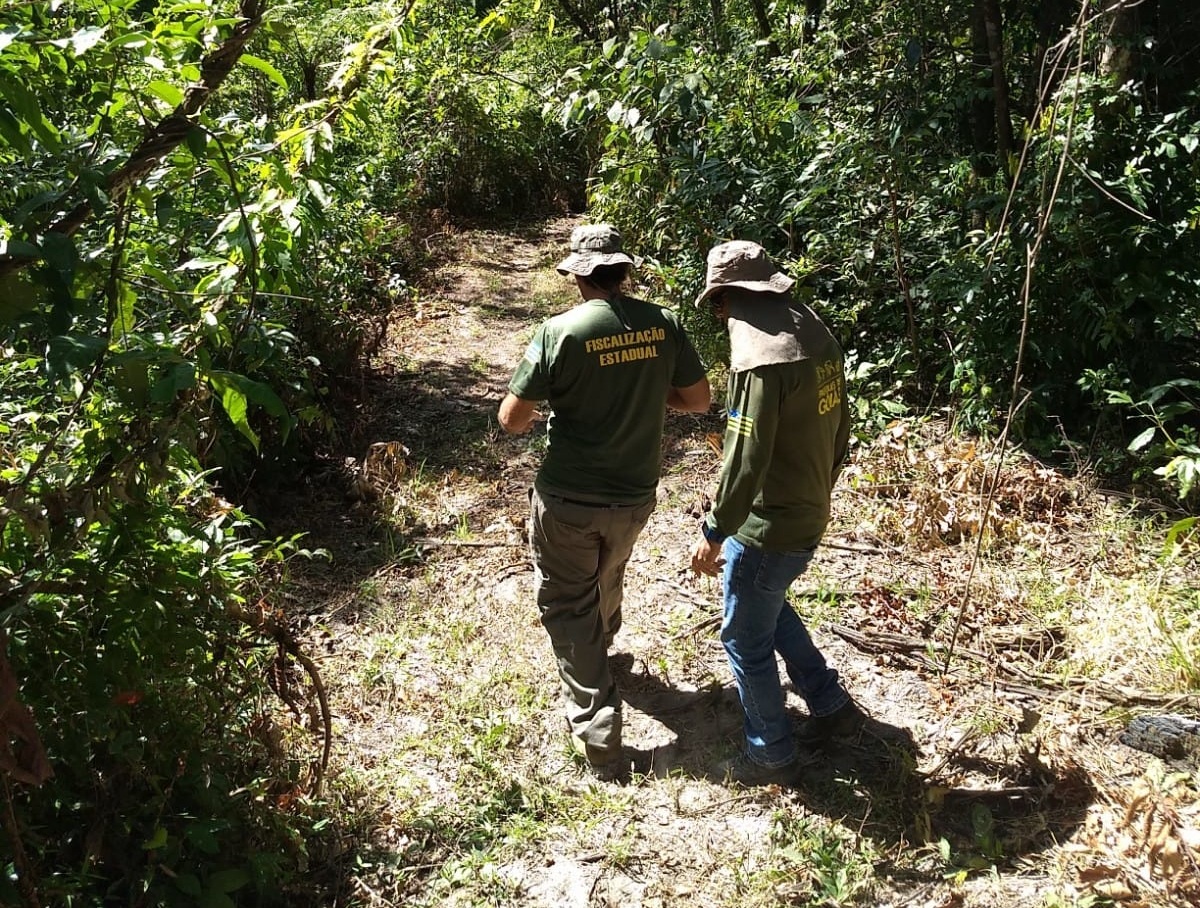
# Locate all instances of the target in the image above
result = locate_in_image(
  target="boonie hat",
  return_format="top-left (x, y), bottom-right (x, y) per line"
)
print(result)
top-left (556, 224), bottom-right (635, 276)
top-left (695, 240), bottom-right (794, 306)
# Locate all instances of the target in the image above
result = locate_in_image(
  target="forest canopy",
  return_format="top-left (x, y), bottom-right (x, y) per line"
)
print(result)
top-left (1, 0), bottom-right (1197, 903)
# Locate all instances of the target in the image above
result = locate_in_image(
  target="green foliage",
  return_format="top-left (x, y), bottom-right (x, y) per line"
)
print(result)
top-left (1102, 378), bottom-right (1200, 502)
top-left (546, 2), bottom-right (1199, 491)
top-left (3, 0), bottom-right (1199, 899)
top-left (1, 347), bottom-right (325, 901)
top-left (325, 0), bottom-right (587, 221)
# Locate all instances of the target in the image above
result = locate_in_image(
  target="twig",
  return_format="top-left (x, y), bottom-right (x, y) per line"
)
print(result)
top-left (921, 726), bottom-right (980, 780)
top-left (654, 578), bottom-right (716, 608)
top-left (413, 537), bottom-right (522, 548)
top-left (673, 615), bottom-right (721, 640)
top-left (678, 792), bottom-right (761, 817)
top-left (821, 541), bottom-right (886, 555)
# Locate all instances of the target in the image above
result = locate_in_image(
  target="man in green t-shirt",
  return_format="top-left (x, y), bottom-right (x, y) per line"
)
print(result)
top-left (689, 240), bottom-right (864, 787)
top-left (499, 224), bottom-right (710, 781)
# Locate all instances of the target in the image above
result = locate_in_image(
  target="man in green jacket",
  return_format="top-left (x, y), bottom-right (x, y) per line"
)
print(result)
top-left (500, 224), bottom-right (711, 781)
top-left (690, 240), bottom-right (863, 786)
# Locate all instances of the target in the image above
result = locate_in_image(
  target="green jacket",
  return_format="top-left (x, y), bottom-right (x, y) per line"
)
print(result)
top-left (704, 308), bottom-right (850, 551)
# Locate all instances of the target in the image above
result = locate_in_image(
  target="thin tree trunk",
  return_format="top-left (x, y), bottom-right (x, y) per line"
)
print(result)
top-left (554, 0), bottom-right (600, 41)
top-left (710, 0), bottom-right (726, 52)
top-left (803, 0), bottom-right (825, 43)
top-left (1030, 0), bottom-right (1074, 118)
top-left (747, 0), bottom-right (780, 56)
top-left (979, 0), bottom-right (1015, 176)
top-left (969, 1), bottom-right (996, 179)
top-left (1101, 0), bottom-right (1143, 83)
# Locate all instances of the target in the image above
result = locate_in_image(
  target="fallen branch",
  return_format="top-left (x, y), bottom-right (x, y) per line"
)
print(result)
top-left (673, 615), bottom-right (721, 640)
top-left (229, 599), bottom-right (331, 795)
top-left (827, 623), bottom-right (1195, 708)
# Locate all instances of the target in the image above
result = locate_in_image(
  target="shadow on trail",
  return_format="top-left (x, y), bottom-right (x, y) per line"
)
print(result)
top-left (612, 653), bottom-right (1092, 867)
top-left (252, 354), bottom-right (535, 621)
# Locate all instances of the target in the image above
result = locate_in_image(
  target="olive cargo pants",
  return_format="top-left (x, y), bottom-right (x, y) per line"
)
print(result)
top-left (530, 488), bottom-right (655, 755)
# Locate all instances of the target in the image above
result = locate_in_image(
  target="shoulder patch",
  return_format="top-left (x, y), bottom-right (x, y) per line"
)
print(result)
top-left (727, 412), bottom-right (754, 438)
top-left (523, 340), bottom-right (542, 365)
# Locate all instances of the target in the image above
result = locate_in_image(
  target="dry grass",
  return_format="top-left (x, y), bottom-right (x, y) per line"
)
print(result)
top-left (271, 221), bottom-right (1200, 908)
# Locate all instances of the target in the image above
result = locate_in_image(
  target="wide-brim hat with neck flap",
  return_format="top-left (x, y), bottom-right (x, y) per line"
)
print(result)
top-left (556, 224), bottom-right (635, 276)
top-left (694, 240), bottom-right (794, 306)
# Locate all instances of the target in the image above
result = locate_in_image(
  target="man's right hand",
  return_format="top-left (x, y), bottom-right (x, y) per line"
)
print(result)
top-left (498, 393), bottom-right (543, 434)
top-left (690, 538), bottom-right (725, 577)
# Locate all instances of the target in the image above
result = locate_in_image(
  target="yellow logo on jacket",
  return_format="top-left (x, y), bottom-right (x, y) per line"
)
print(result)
top-left (816, 360), bottom-right (843, 415)
top-left (586, 327), bottom-right (666, 367)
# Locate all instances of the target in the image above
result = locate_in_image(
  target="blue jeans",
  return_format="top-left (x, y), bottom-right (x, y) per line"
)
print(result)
top-left (721, 536), bottom-right (848, 767)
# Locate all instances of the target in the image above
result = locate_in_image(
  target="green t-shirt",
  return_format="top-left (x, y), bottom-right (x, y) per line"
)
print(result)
top-left (509, 295), bottom-right (706, 503)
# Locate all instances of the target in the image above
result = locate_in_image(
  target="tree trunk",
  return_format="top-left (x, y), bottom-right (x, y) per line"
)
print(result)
top-left (554, 0), bottom-right (600, 41)
top-left (710, 0), bottom-right (726, 52)
top-left (1029, 0), bottom-right (1074, 118)
top-left (969, 1), bottom-right (996, 179)
top-left (979, 0), bottom-right (1015, 176)
top-left (803, 0), bottom-right (825, 44)
top-left (1101, 0), bottom-right (1145, 84)
top-left (747, 0), bottom-right (781, 56)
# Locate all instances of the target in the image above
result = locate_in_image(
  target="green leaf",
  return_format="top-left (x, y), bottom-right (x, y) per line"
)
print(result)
top-left (199, 892), bottom-right (236, 908)
top-left (186, 125), bottom-right (208, 159)
top-left (0, 26), bottom-right (23, 54)
top-left (45, 334), bottom-right (106, 380)
top-left (0, 77), bottom-right (61, 151)
top-left (235, 375), bottom-right (289, 420)
top-left (240, 53), bottom-right (288, 89)
top-left (208, 372), bottom-right (259, 450)
top-left (112, 351), bottom-right (150, 405)
top-left (112, 281), bottom-right (137, 336)
top-left (155, 192), bottom-right (176, 228)
top-left (0, 105), bottom-right (32, 157)
top-left (174, 874), bottom-right (203, 897)
top-left (146, 80), bottom-right (184, 107)
top-left (0, 273), bottom-right (41, 323)
top-left (1163, 516), bottom-right (1198, 554)
top-left (1127, 426), bottom-right (1156, 452)
top-left (305, 179), bottom-right (329, 208)
top-left (0, 238), bottom-right (39, 260)
top-left (141, 826), bottom-right (168, 850)
top-left (207, 868), bottom-right (250, 893)
top-left (69, 25), bottom-right (107, 56)
top-left (150, 361), bottom-right (197, 403)
top-left (40, 232), bottom-right (78, 281)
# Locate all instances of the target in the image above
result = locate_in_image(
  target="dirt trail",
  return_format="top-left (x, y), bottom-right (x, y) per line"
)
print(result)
top-left (278, 220), bottom-right (1199, 908)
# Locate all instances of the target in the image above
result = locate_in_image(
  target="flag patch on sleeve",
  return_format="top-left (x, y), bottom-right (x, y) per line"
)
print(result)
top-left (727, 410), bottom-right (754, 437)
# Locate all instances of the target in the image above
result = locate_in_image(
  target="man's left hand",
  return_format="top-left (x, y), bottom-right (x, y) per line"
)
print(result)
top-left (691, 538), bottom-right (725, 577)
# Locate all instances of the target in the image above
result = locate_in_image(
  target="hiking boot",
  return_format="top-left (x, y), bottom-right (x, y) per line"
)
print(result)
top-left (571, 734), bottom-right (624, 782)
top-left (714, 752), bottom-right (800, 787)
top-left (796, 699), bottom-right (866, 747)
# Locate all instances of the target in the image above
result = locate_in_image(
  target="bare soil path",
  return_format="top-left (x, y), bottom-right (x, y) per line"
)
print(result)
top-left (275, 220), bottom-right (1200, 908)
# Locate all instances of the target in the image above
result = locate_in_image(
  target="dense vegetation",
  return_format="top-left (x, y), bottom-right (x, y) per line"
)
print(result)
top-left (1, 0), bottom-right (1196, 903)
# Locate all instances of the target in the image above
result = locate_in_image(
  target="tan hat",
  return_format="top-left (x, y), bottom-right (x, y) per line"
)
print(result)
top-left (694, 240), bottom-right (794, 306)
top-left (556, 224), bottom-right (635, 276)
